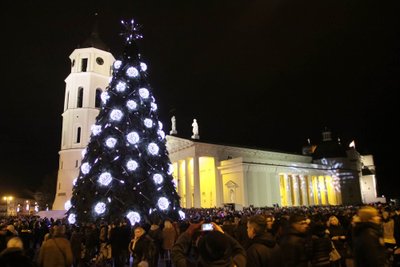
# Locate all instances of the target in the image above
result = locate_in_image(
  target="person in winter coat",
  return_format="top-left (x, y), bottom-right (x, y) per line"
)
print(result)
top-left (246, 214), bottom-right (283, 267)
top-left (352, 205), bottom-right (386, 267)
top-left (0, 237), bottom-right (36, 267)
top-left (37, 225), bottom-right (73, 267)
top-left (309, 221), bottom-right (331, 267)
top-left (162, 220), bottom-right (177, 267)
top-left (279, 213), bottom-right (311, 267)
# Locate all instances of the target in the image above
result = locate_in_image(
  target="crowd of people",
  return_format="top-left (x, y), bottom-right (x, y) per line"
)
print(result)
top-left (0, 203), bottom-right (399, 267)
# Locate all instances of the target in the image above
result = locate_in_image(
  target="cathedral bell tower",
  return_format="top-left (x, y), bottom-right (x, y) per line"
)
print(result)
top-left (52, 26), bottom-right (114, 210)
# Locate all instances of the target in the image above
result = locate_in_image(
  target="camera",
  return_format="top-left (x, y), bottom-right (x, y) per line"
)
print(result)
top-left (201, 223), bottom-right (213, 231)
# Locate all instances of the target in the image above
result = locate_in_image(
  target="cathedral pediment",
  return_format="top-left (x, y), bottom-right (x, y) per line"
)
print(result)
top-left (166, 135), bottom-right (194, 153)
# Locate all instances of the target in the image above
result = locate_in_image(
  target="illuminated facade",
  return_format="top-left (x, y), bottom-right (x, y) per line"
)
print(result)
top-left (166, 134), bottom-right (384, 209)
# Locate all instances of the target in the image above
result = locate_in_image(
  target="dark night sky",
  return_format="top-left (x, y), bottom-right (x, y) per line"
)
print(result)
top-left (1, 0), bottom-right (399, 199)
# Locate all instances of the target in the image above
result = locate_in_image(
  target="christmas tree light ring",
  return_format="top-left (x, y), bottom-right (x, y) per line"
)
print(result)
top-left (126, 100), bottom-right (138, 110)
top-left (101, 92), bottom-right (110, 103)
top-left (144, 118), bottom-right (153, 128)
top-left (127, 131), bottom-right (140, 144)
top-left (110, 109), bottom-right (123, 121)
top-left (91, 125), bottom-right (102, 136)
top-left (140, 62), bottom-right (147, 71)
top-left (113, 60), bottom-right (122, 69)
top-left (158, 121), bottom-right (163, 130)
top-left (127, 211), bottom-right (141, 225)
top-left (68, 213), bottom-right (76, 224)
top-left (178, 210), bottom-right (186, 220)
top-left (127, 160), bottom-right (139, 171)
top-left (81, 163), bottom-right (91, 174)
top-left (139, 88), bottom-right (149, 98)
top-left (64, 200), bottom-right (72, 211)
top-left (94, 202), bottom-right (106, 214)
top-left (126, 67), bottom-right (139, 77)
top-left (150, 102), bottom-right (157, 111)
top-left (158, 130), bottom-right (165, 140)
top-left (148, 143), bottom-right (159, 155)
top-left (116, 81), bottom-right (127, 92)
top-left (153, 173), bottom-right (163, 184)
top-left (105, 137), bottom-right (117, 148)
top-left (157, 197), bottom-right (169, 210)
top-left (98, 172), bottom-right (113, 186)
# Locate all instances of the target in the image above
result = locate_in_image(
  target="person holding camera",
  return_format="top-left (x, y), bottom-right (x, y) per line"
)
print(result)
top-left (171, 221), bottom-right (246, 267)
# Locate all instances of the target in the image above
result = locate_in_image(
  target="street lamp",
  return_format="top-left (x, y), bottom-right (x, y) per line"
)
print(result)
top-left (3, 196), bottom-right (14, 216)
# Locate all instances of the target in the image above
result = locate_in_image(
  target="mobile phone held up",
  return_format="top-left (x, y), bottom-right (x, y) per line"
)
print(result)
top-left (201, 223), bottom-right (213, 231)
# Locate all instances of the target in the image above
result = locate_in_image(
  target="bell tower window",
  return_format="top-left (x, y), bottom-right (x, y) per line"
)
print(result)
top-left (81, 58), bottom-right (88, 72)
top-left (77, 87), bottom-right (83, 108)
top-left (76, 127), bottom-right (81, 143)
top-left (95, 89), bottom-right (102, 108)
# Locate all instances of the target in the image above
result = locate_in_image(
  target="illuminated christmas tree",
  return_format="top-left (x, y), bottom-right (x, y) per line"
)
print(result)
top-left (67, 20), bottom-right (183, 224)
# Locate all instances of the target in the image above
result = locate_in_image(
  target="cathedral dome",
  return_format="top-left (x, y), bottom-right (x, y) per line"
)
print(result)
top-left (312, 128), bottom-right (347, 160)
top-left (81, 31), bottom-right (109, 51)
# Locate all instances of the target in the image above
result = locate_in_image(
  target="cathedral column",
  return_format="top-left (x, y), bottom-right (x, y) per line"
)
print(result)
top-left (214, 159), bottom-right (223, 207)
top-left (185, 158), bottom-right (192, 208)
top-left (193, 156), bottom-right (201, 208)
top-left (308, 175), bottom-right (315, 205)
top-left (284, 174), bottom-right (292, 206)
top-left (300, 175), bottom-right (308, 206)
top-left (292, 175), bottom-right (300, 206)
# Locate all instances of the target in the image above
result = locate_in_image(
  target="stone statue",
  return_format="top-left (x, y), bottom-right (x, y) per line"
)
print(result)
top-left (191, 119), bottom-right (199, 139)
top-left (170, 116), bottom-right (177, 135)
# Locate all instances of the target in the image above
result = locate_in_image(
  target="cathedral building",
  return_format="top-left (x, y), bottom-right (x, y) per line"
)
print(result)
top-left (52, 30), bottom-right (384, 211)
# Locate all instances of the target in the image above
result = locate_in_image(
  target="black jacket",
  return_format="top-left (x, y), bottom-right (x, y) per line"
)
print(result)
top-left (352, 222), bottom-right (386, 267)
top-left (246, 232), bottom-right (283, 267)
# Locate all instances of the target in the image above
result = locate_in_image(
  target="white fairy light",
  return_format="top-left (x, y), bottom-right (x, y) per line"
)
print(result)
top-left (167, 163), bottom-right (174, 175)
top-left (127, 160), bottom-right (139, 171)
top-left (126, 100), bottom-right (138, 110)
top-left (101, 92), bottom-right (110, 103)
top-left (68, 213), bottom-right (76, 224)
top-left (94, 202), bottom-right (106, 214)
top-left (126, 67), bottom-right (139, 77)
top-left (114, 60), bottom-right (122, 69)
top-left (64, 200), bottom-right (72, 211)
top-left (116, 81), bottom-right (127, 92)
top-left (81, 163), bottom-right (91, 174)
top-left (127, 132), bottom-right (140, 144)
top-left (158, 130), bottom-right (165, 140)
top-left (107, 197), bottom-right (111, 203)
top-left (153, 173), bottom-right (163, 184)
top-left (72, 178), bottom-right (77, 186)
top-left (127, 211), bottom-right (141, 225)
top-left (148, 143), bottom-right (159, 155)
top-left (110, 109), bottom-right (123, 121)
top-left (158, 121), bottom-right (163, 130)
top-left (98, 172), bottom-right (113, 186)
top-left (144, 118), bottom-right (153, 128)
top-left (139, 88), bottom-right (149, 99)
top-left (140, 62), bottom-right (147, 71)
top-left (158, 197), bottom-right (169, 210)
top-left (150, 102), bottom-right (157, 111)
top-left (179, 210), bottom-right (186, 220)
top-left (106, 137), bottom-right (117, 148)
top-left (91, 124), bottom-right (102, 136)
